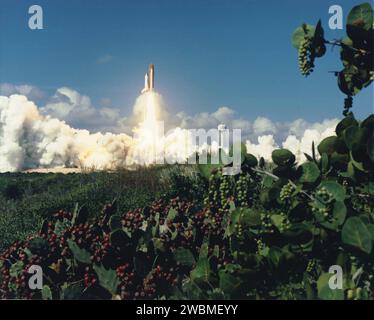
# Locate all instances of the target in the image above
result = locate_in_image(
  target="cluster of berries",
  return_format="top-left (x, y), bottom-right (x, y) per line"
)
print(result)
top-left (298, 36), bottom-right (314, 76)
top-left (236, 174), bottom-right (250, 207)
top-left (280, 182), bottom-right (295, 202)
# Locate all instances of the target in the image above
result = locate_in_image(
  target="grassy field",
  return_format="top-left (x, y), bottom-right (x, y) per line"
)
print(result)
top-left (0, 165), bottom-right (203, 251)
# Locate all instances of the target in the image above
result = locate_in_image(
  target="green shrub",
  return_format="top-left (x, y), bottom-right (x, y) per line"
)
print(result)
top-left (1, 113), bottom-right (373, 300)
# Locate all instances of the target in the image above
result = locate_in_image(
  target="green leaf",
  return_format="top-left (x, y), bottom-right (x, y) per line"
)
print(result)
top-left (351, 155), bottom-right (367, 173)
top-left (199, 240), bottom-right (209, 259)
top-left (93, 264), bottom-right (120, 295)
top-left (225, 209), bottom-right (240, 237)
top-left (347, 2), bottom-right (373, 31)
top-left (42, 285), bottom-right (52, 300)
top-left (198, 163), bottom-right (221, 179)
top-left (152, 212), bottom-right (160, 237)
top-left (292, 24), bottom-right (316, 48)
top-left (228, 142), bottom-right (248, 165)
top-left (342, 217), bottom-right (372, 254)
top-left (229, 200), bottom-right (236, 213)
top-left (366, 224), bottom-right (374, 241)
top-left (213, 245), bottom-right (220, 258)
top-left (219, 271), bottom-right (242, 295)
top-left (319, 181), bottom-right (346, 202)
top-left (244, 153), bottom-right (258, 167)
top-left (336, 115), bottom-right (358, 136)
top-left (318, 137), bottom-right (338, 156)
top-left (312, 20), bottom-right (326, 57)
top-left (272, 149), bottom-right (296, 166)
top-left (319, 201), bottom-right (347, 230)
top-left (61, 283), bottom-right (83, 300)
top-left (263, 175), bottom-right (275, 188)
top-left (340, 161), bottom-right (356, 179)
top-left (338, 66), bottom-right (366, 97)
top-left (174, 248), bottom-right (196, 267)
top-left (109, 214), bottom-right (122, 231)
top-left (367, 138), bottom-right (374, 162)
top-left (321, 153), bottom-right (329, 173)
top-left (300, 162), bottom-right (320, 183)
top-left (67, 239), bottom-right (91, 264)
top-left (10, 261), bottom-right (24, 278)
top-left (29, 237), bottom-right (49, 256)
top-left (317, 273), bottom-right (344, 300)
top-left (167, 208), bottom-right (177, 222)
top-left (268, 247), bottom-right (283, 267)
top-left (54, 219), bottom-right (71, 236)
top-left (344, 126), bottom-right (369, 155)
top-left (270, 214), bottom-right (284, 230)
top-left (330, 152), bottom-right (349, 170)
top-left (72, 204), bottom-right (89, 225)
top-left (190, 258), bottom-right (211, 283)
top-left (241, 208), bottom-right (261, 226)
top-left (332, 201), bottom-right (347, 226)
top-left (260, 187), bottom-right (279, 206)
top-left (361, 114), bottom-right (374, 131)
top-left (110, 229), bottom-right (130, 248)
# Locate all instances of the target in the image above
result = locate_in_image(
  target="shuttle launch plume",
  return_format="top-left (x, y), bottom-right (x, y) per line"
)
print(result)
top-left (0, 64), bottom-right (338, 172)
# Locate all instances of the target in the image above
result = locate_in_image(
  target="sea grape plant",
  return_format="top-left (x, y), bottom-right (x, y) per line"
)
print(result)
top-left (292, 2), bottom-right (373, 115)
top-left (0, 113), bottom-right (373, 300)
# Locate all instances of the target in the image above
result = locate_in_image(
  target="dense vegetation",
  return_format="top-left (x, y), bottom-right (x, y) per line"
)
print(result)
top-left (0, 111), bottom-right (373, 300)
top-left (292, 2), bottom-right (373, 115)
top-left (0, 2), bottom-right (373, 300)
top-left (0, 166), bottom-right (200, 251)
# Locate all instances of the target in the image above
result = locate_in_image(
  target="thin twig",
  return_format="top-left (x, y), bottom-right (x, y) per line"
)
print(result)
top-left (324, 39), bottom-right (369, 54)
top-left (287, 180), bottom-right (315, 201)
top-left (253, 168), bottom-right (315, 201)
top-left (252, 168), bottom-right (279, 180)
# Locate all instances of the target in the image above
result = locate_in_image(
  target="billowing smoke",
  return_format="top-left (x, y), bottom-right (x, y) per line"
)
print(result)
top-left (0, 92), bottom-right (338, 172)
top-left (0, 95), bottom-right (133, 171)
top-left (245, 125), bottom-right (337, 163)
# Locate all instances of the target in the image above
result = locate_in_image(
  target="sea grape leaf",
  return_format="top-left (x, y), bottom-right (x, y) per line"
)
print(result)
top-left (174, 248), bottom-right (196, 267)
top-left (342, 217), bottom-right (372, 254)
top-left (300, 162), bottom-right (320, 183)
top-left (93, 264), bottom-right (120, 295)
top-left (317, 273), bottom-right (344, 300)
top-left (67, 239), bottom-right (91, 264)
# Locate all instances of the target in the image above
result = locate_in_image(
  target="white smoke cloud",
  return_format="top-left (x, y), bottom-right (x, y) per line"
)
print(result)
top-left (282, 126), bottom-right (336, 162)
top-left (40, 87), bottom-right (128, 134)
top-left (245, 135), bottom-right (279, 161)
top-left (0, 86), bottom-right (339, 172)
top-left (253, 117), bottom-right (276, 135)
top-left (245, 124), bottom-right (337, 163)
top-left (175, 106), bottom-right (252, 135)
top-left (0, 95), bottom-right (133, 172)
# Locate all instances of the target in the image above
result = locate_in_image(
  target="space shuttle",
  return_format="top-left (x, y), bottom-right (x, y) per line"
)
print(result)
top-left (141, 64), bottom-right (155, 93)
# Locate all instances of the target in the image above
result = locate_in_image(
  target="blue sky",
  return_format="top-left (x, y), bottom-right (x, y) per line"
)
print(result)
top-left (0, 0), bottom-right (372, 124)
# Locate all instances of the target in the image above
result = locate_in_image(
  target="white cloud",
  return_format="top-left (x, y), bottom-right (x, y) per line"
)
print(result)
top-left (253, 116), bottom-right (276, 135)
top-left (0, 83), bottom-right (44, 101)
top-left (246, 135), bottom-right (279, 161)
